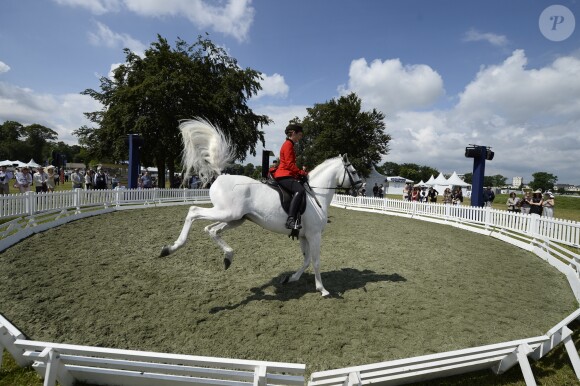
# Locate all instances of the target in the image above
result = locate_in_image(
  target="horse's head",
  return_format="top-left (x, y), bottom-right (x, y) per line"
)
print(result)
top-left (337, 154), bottom-right (363, 190)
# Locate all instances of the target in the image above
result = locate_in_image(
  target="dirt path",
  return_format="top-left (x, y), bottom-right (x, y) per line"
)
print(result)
top-left (0, 205), bottom-right (576, 375)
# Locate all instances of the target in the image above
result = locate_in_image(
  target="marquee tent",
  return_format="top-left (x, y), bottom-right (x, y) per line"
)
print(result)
top-left (432, 173), bottom-right (451, 196)
top-left (362, 169), bottom-right (413, 197)
top-left (446, 171), bottom-right (471, 197)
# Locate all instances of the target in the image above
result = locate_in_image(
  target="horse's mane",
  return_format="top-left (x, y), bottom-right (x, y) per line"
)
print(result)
top-left (308, 156), bottom-right (342, 181)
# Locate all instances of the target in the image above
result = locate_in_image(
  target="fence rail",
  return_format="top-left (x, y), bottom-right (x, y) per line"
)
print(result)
top-left (1, 191), bottom-right (580, 386)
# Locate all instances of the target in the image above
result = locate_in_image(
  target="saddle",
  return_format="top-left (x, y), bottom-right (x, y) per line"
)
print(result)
top-left (265, 175), bottom-right (307, 215)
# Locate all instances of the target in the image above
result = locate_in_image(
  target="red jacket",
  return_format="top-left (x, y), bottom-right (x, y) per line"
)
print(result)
top-left (273, 139), bottom-right (307, 179)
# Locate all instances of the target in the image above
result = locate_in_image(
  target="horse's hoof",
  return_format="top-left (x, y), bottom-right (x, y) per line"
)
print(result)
top-left (224, 258), bottom-right (231, 270)
top-left (159, 246), bottom-right (171, 257)
top-left (280, 275), bottom-right (290, 284)
top-left (321, 290), bottom-right (331, 297)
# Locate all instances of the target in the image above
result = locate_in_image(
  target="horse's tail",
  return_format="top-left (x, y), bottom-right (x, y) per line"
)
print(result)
top-left (179, 118), bottom-right (234, 187)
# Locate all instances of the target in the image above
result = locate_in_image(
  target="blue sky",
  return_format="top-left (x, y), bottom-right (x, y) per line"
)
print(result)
top-left (1, 0), bottom-right (579, 184)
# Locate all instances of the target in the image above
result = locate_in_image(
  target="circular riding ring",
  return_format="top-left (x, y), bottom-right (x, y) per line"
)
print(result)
top-left (1, 201), bottom-right (577, 385)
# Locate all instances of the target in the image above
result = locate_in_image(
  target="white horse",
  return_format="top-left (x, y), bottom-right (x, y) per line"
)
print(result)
top-left (161, 119), bottom-right (362, 297)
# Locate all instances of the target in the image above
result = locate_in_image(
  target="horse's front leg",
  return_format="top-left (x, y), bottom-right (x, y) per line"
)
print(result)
top-left (308, 233), bottom-right (330, 297)
top-left (286, 236), bottom-right (311, 283)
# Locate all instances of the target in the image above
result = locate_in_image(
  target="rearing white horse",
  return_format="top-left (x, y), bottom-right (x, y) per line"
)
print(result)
top-left (161, 119), bottom-right (362, 297)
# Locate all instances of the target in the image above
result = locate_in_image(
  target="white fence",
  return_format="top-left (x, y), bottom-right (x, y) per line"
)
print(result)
top-left (1, 191), bottom-right (580, 385)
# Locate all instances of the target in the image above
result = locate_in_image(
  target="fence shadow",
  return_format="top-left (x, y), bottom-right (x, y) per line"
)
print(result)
top-left (209, 268), bottom-right (406, 314)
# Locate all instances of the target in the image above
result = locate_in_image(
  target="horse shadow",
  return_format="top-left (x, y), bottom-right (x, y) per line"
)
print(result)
top-left (209, 268), bottom-right (406, 314)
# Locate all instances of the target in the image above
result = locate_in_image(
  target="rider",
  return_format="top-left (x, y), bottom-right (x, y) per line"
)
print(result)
top-left (273, 123), bottom-right (308, 229)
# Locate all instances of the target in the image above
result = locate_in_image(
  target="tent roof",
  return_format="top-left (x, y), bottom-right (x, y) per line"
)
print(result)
top-left (27, 159), bottom-right (41, 168)
top-left (446, 171), bottom-right (471, 186)
top-left (425, 175), bottom-right (436, 185)
top-left (433, 172), bottom-right (449, 185)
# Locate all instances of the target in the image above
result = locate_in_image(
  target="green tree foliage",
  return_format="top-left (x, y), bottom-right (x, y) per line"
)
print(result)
top-left (298, 93), bottom-right (391, 177)
top-left (0, 121), bottom-right (58, 162)
top-left (377, 162), bottom-right (438, 183)
top-left (530, 172), bottom-right (558, 192)
top-left (76, 34), bottom-right (270, 187)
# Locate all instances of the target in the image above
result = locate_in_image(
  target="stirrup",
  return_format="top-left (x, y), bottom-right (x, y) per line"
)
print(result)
top-left (285, 216), bottom-right (302, 230)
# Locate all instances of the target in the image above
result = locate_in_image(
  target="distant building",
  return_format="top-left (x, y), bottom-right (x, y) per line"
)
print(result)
top-left (512, 176), bottom-right (523, 188)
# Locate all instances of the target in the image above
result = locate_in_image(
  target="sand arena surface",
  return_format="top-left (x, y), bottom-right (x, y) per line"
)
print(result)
top-left (0, 205), bottom-right (576, 374)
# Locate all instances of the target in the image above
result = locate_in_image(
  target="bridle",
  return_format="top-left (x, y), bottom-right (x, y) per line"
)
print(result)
top-left (337, 160), bottom-right (363, 190)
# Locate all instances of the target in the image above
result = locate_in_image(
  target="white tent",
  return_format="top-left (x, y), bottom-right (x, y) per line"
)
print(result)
top-left (27, 159), bottom-right (41, 168)
top-left (446, 171), bottom-right (470, 187)
top-left (362, 168), bottom-right (388, 196)
top-left (414, 180), bottom-right (428, 187)
top-left (0, 160), bottom-right (13, 167)
top-left (446, 171), bottom-right (471, 198)
top-left (432, 173), bottom-right (451, 196)
top-left (425, 175), bottom-right (436, 186)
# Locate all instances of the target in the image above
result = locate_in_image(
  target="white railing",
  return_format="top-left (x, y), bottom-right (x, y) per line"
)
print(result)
top-left (2, 192), bottom-right (580, 386)
top-left (332, 195), bottom-right (580, 249)
top-left (0, 188), bottom-right (211, 219)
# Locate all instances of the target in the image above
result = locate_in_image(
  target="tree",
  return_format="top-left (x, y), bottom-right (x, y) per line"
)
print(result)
top-left (298, 93), bottom-right (391, 177)
top-left (22, 124), bottom-right (58, 163)
top-left (76, 34), bottom-right (270, 187)
top-left (0, 121), bottom-right (25, 160)
top-left (530, 172), bottom-right (557, 192)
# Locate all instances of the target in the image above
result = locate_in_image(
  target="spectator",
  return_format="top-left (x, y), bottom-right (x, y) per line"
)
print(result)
top-left (71, 168), bottom-right (83, 189)
top-left (506, 192), bottom-right (520, 213)
top-left (15, 167), bottom-right (33, 193)
top-left (420, 187), bottom-right (428, 203)
top-left (84, 169), bottom-right (94, 190)
top-left (378, 184), bottom-right (384, 198)
top-left (94, 167), bottom-right (108, 189)
top-left (140, 171), bottom-right (153, 189)
top-left (443, 188), bottom-right (453, 204)
top-left (519, 192), bottom-right (532, 214)
top-left (33, 166), bottom-right (49, 193)
top-left (403, 184), bottom-right (411, 201)
top-left (111, 175), bottom-right (119, 189)
top-left (372, 183), bottom-right (379, 197)
top-left (45, 166), bottom-right (56, 192)
top-left (0, 165), bottom-right (13, 195)
top-left (483, 187), bottom-right (495, 207)
top-left (543, 192), bottom-right (555, 218)
top-left (411, 187), bottom-right (420, 201)
top-left (529, 189), bottom-right (543, 216)
top-left (452, 187), bottom-right (463, 205)
top-left (428, 186), bottom-right (439, 203)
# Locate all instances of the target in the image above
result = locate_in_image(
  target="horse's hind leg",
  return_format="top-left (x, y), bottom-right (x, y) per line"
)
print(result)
top-left (204, 219), bottom-right (245, 269)
top-left (160, 205), bottom-right (237, 257)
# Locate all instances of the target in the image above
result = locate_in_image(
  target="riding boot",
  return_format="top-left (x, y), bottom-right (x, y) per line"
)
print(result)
top-left (286, 194), bottom-right (302, 229)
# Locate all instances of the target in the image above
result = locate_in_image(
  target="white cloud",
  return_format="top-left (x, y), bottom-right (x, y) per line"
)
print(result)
top-left (339, 58), bottom-right (445, 115)
top-left (53, 0), bottom-right (122, 15)
top-left (463, 29), bottom-right (509, 47)
top-left (55, 0), bottom-right (254, 42)
top-left (456, 50), bottom-right (580, 124)
top-left (254, 73), bottom-right (289, 100)
top-left (0, 61), bottom-right (10, 74)
top-left (88, 21), bottom-right (147, 56)
top-left (0, 82), bottom-right (101, 144)
top-left (381, 50), bottom-right (580, 183)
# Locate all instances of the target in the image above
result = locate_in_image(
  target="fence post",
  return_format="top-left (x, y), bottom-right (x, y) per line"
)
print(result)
top-left (74, 188), bottom-right (81, 213)
top-left (484, 206), bottom-right (492, 230)
top-left (26, 191), bottom-right (37, 216)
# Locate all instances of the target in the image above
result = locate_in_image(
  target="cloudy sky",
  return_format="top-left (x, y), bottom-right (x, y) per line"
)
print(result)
top-left (1, 0), bottom-right (579, 184)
